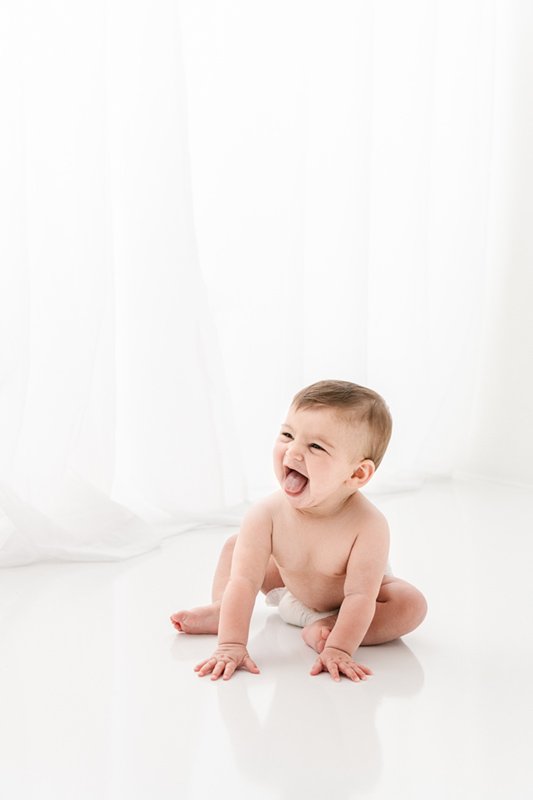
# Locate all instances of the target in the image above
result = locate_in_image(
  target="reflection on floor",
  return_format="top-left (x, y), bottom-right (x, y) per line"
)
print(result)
top-left (1, 478), bottom-right (532, 799)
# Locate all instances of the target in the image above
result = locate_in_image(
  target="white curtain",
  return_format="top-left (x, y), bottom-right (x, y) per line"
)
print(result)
top-left (1, 0), bottom-right (532, 566)
top-left (180, 0), bottom-right (533, 495)
top-left (0, 0), bottom-right (244, 566)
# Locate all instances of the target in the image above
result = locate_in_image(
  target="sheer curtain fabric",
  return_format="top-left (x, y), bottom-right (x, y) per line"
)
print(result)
top-left (2, 0), bottom-right (532, 566)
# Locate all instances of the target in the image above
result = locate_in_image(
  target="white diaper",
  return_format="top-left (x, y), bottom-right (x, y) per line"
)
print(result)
top-left (265, 561), bottom-right (393, 628)
top-left (265, 587), bottom-right (338, 628)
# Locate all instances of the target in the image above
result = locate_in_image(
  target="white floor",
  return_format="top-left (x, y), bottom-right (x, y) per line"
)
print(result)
top-left (1, 478), bottom-right (532, 800)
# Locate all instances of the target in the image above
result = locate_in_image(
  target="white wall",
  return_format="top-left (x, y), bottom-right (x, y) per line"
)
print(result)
top-left (180, 0), bottom-right (533, 493)
top-left (459, 1), bottom-right (533, 487)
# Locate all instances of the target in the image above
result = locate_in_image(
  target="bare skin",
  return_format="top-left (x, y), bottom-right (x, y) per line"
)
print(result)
top-left (170, 533), bottom-right (284, 635)
top-left (171, 602), bottom-right (221, 635)
top-left (171, 405), bottom-right (428, 681)
top-left (170, 536), bottom-right (428, 653)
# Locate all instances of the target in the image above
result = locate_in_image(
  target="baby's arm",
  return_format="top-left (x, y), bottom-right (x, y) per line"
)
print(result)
top-left (195, 501), bottom-right (273, 681)
top-left (311, 514), bottom-right (389, 681)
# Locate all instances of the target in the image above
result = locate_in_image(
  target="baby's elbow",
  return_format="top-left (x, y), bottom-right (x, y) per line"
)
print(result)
top-left (344, 591), bottom-right (376, 612)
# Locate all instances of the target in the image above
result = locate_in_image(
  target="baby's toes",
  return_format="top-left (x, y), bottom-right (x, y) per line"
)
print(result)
top-left (316, 627), bottom-right (330, 652)
top-left (170, 613), bottom-right (186, 632)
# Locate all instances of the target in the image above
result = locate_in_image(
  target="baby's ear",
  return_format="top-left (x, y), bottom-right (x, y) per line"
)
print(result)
top-left (351, 459), bottom-right (375, 486)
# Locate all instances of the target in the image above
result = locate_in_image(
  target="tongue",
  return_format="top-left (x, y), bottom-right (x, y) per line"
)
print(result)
top-left (284, 469), bottom-right (308, 494)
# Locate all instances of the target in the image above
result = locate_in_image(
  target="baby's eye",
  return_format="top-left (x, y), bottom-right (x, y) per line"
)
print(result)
top-left (309, 443), bottom-right (324, 451)
top-left (281, 432), bottom-right (293, 440)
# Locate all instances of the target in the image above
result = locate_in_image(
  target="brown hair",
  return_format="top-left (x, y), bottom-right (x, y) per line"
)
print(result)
top-left (291, 379), bottom-right (392, 468)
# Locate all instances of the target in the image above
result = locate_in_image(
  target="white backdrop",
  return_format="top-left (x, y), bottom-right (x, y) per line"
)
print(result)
top-left (180, 0), bottom-right (533, 494)
top-left (1, 0), bottom-right (532, 565)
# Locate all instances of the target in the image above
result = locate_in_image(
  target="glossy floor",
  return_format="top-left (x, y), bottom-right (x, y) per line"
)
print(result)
top-left (1, 479), bottom-right (532, 799)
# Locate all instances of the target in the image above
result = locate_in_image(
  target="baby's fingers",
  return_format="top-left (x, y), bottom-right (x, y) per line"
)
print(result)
top-left (339, 662), bottom-right (362, 682)
top-left (243, 656), bottom-right (260, 675)
top-left (310, 657), bottom-right (324, 676)
top-left (310, 657), bottom-right (341, 682)
top-left (194, 657), bottom-right (217, 676)
top-left (219, 656), bottom-right (260, 680)
top-left (310, 656), bottom-right (372, 683)
top-left (210, 659), bottom-right (232, 680)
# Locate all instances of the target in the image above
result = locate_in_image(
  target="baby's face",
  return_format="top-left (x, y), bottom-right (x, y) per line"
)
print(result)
top-left (273, 404), bottom-right (367, 513)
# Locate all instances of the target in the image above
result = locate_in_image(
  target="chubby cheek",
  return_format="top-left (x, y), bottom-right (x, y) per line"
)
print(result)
top-left (272, 442), bottom-right (286, 477)
top-left (308, 467), bottom-right (340, 495)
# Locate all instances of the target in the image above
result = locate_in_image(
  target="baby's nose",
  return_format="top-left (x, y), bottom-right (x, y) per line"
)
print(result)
top-left (287, 443), bottom-right (304, 461)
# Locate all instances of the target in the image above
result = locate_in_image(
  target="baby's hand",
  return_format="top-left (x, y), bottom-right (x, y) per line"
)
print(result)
top-left (310, 646), bottom-right (373, 683)
top-left (194, 643), bottom-right (260, 681)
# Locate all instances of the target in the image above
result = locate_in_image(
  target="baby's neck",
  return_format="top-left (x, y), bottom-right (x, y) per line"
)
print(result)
top-left (291, 489), bottom-right (359, 520)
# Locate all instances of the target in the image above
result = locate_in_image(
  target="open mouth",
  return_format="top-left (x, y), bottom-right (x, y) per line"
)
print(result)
top-left (283, 467), bottom-right (309, 496)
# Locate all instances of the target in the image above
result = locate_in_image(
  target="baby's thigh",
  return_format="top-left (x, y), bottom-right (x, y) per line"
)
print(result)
top-left (376, 575), bottom-right (409, 598)
top-left (376, 575), bottom-right (427, 611)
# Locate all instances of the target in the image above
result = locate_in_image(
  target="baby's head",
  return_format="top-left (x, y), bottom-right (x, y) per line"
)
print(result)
top-left (290, 379), bottom-right (392, 469)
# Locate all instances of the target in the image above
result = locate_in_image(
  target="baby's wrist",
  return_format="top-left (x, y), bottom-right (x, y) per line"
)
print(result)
top-left (323, 643), bottom-right (352, 658)
top-left (218, 641), bottom-right (247, 648)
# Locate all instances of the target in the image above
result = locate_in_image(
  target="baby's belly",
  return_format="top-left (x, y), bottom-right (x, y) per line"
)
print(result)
top-left (279, 568), bottom-right (346, 612)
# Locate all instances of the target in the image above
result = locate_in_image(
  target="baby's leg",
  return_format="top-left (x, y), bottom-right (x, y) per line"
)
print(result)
top-left (360, 576), bottom-right (427, 645)
top-left (301, 576), bottom-right (428, 652)
top-left (170, 533), bottom-right (284, 634)
top-left (301, 615), bottom-right (338, 654)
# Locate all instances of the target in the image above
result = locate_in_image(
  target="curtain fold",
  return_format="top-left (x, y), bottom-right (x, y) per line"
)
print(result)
top-left (0, 0), bottom-right (244, 566)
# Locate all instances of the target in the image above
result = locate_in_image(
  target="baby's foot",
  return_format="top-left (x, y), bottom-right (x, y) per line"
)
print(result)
top-left (170, 602), bottom-right (221, 635)
top-left (301, 615), bottom-right (337, 654)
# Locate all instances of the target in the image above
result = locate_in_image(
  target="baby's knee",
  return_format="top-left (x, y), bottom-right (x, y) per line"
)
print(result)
top-left (402, 584), bottom-right (428, 628)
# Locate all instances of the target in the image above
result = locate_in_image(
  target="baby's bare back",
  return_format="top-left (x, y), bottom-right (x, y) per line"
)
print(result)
top-left (268, 491), bottom-right (382, 612)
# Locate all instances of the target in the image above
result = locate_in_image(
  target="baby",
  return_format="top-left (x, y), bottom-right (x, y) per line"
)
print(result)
top-left (171, 380), bottom-right (427, 683)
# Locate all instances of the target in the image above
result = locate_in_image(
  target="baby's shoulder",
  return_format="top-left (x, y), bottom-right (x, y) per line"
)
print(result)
top-left (243, 494), bottom-right (276, 524)
top-left (257, 491), bottom-right (286, 522)
top-left (350, 492), bottom-right (389, 534)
